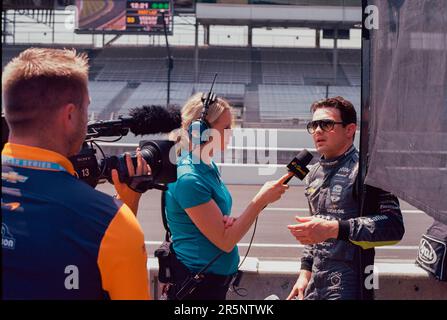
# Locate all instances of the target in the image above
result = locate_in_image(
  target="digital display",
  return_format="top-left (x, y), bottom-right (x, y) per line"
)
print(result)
top-left (75, 0), bottom-right (173, 35)
top-left (126, 0), bottom-right (172, 32)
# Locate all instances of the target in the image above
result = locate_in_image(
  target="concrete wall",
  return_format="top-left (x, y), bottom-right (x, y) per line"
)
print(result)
top-left (147, 258), bottom-right (447, 300)
top-left (96, 142), bottom-right (307, 184)
top-left (95, 128), bottom-right (360, 184)
top-left (98, 128), bottom-right (359, 149)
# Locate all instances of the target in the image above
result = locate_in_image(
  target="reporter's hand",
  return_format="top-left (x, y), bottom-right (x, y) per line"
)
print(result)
top-left (254, 172), bottom-right (293, 206)
top-left (287, 270), bottom-right (311, 300)
top-left (223, 215), bottom-right (237, 229)
top-left (111, 148), bottom-right (151, 216)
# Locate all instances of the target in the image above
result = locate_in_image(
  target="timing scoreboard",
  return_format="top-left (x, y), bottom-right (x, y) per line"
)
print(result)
top-left (126, 0), bottom-right (173, 33)
top-left (75, 0), bottom-right (173, 35)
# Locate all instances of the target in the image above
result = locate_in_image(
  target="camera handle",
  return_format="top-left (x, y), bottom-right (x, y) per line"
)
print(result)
top-left (126, 175), bottom-right (167, 193)
top-left (152, 184), bottom-right (168, 191)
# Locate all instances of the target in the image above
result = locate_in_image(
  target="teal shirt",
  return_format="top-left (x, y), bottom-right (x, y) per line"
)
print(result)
top-left (165, 153), bottom-right (239, 276)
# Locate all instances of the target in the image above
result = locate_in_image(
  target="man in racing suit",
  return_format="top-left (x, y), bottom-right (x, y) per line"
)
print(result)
top-left (287, 97), bottom-right (405, 300)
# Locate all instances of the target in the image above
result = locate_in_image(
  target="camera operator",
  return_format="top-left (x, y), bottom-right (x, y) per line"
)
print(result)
top-left (2, 48), bottom-right (150, 300)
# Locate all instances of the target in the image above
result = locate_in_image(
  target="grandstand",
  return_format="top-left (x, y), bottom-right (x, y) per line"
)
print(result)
top-left (2, 45), bottom-right (360, 124)
top-left (91, 47), bottom-right (360, 122)
top-left (108, 46), bottom-right (358, 122)
top-left (88, 81), bottom-right (128, 114)
top-left (86, 46), bottom-right (359, 85)
top-left (2, 0), bottom-right (361, 127)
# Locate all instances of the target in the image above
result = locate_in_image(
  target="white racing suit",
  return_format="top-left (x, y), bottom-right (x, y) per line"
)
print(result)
top-left (301, 145), bottom-right (405, 300)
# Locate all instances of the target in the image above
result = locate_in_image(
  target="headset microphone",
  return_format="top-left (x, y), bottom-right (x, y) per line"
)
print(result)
top-left (189, 73), bottom-right (218, 146)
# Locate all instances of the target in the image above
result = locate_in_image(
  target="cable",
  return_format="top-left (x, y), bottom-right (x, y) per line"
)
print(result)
top-left (87, 137), bottom-right (123, 180)
top-left (230, 216), bottom-right (259, 298)
top-left (85, 135), bottom-right (124, 143)
top-left (238, 216), bottom-right (258, 269)
top-left (90, 140), bottom-right (107, 178)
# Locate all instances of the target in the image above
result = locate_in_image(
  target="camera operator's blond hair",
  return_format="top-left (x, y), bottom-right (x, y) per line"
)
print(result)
top-left (2, 48), bottom-right (89, 133)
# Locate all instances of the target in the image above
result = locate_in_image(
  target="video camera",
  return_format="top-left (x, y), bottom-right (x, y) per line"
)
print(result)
top-left (70, 105), bottom-right (182, 192)
top-left (2, 105), bottom-right (182, 193)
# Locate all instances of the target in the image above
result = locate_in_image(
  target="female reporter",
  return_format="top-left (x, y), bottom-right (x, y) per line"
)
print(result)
top-left (164, 93), bottom-right (292, 300)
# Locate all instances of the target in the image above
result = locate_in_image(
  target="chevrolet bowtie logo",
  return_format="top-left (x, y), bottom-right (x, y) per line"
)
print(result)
top-left (2, 202), bottom-right (21, 211)
top-left (2, 171), bottom-right (29, 183)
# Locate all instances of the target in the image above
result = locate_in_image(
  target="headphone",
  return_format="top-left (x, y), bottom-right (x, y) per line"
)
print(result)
top-left (189, 73), bottom-right (218, 146)
top-left (188, 92), bottom-right (217, 146)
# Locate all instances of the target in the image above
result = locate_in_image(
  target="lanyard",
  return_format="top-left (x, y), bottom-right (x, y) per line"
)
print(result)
top-left (2, 155), bottom-right (69, 173)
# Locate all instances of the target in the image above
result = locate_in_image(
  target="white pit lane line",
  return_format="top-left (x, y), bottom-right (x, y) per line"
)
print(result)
top-left (263, 207), bottom-right (425, 214)
top-left (144, 241), bottom-right (419, 250)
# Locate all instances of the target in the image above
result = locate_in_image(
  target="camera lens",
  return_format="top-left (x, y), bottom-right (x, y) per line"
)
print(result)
top-left (138, 140), bottom-right (177, 184)
top-left (99, 140), bottom-right (176, 191)
top-left (140, 144), bottom-right (162, 178)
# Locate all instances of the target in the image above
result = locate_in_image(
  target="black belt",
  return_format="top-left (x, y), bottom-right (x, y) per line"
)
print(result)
top-left (170, 250), bottom-right (235, 286)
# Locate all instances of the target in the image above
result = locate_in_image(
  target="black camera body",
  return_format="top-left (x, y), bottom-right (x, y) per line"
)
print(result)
top-left (68, 105), bottom-right (181, 192)
top-left (3, 104), bottom-right (181, 193)
top-left (70, 139), bottom-right (177, 192)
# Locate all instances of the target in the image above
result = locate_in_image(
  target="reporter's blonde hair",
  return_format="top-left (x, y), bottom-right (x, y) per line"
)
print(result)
top-left (172, 92), bottom-right (232, 155)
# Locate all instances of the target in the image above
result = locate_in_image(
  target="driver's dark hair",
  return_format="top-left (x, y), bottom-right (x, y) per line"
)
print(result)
top-left (310, 96), bottom-right (357, 126)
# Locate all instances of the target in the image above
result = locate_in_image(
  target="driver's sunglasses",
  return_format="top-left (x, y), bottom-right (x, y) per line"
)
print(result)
top-left (306, 119), bottom-right (345, 134)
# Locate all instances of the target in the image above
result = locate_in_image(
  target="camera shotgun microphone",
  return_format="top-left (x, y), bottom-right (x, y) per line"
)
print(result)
top-left (128, 105), bottom-right (181, 136)
top-left (87, 105), bottom-right (181, 138)
top-left (284, 149), bottom-right (314, 184)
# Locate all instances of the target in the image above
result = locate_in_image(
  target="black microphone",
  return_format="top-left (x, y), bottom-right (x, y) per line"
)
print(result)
top-left (284, 149), bottom-right (314, 184)
top-left (262, 149), bottom-right (314, 210)
top-left (87, 105), bottom-right (181, 138)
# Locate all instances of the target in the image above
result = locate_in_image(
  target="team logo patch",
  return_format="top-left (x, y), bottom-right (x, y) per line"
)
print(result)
top-left (418, 238), bottom-right (438, 265)
top-left (1, 201), bottom-right (22, 212)
top-left (330, 184), bottom-right (343, 203)
top-left (349, 164), bottom-right (359, 180)
top-left (2, 171), bottom-right (29, 184)
top-left (329, 272), bottom-right (342, 287)
top-left (2, 223), bottom-right (16, 250)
